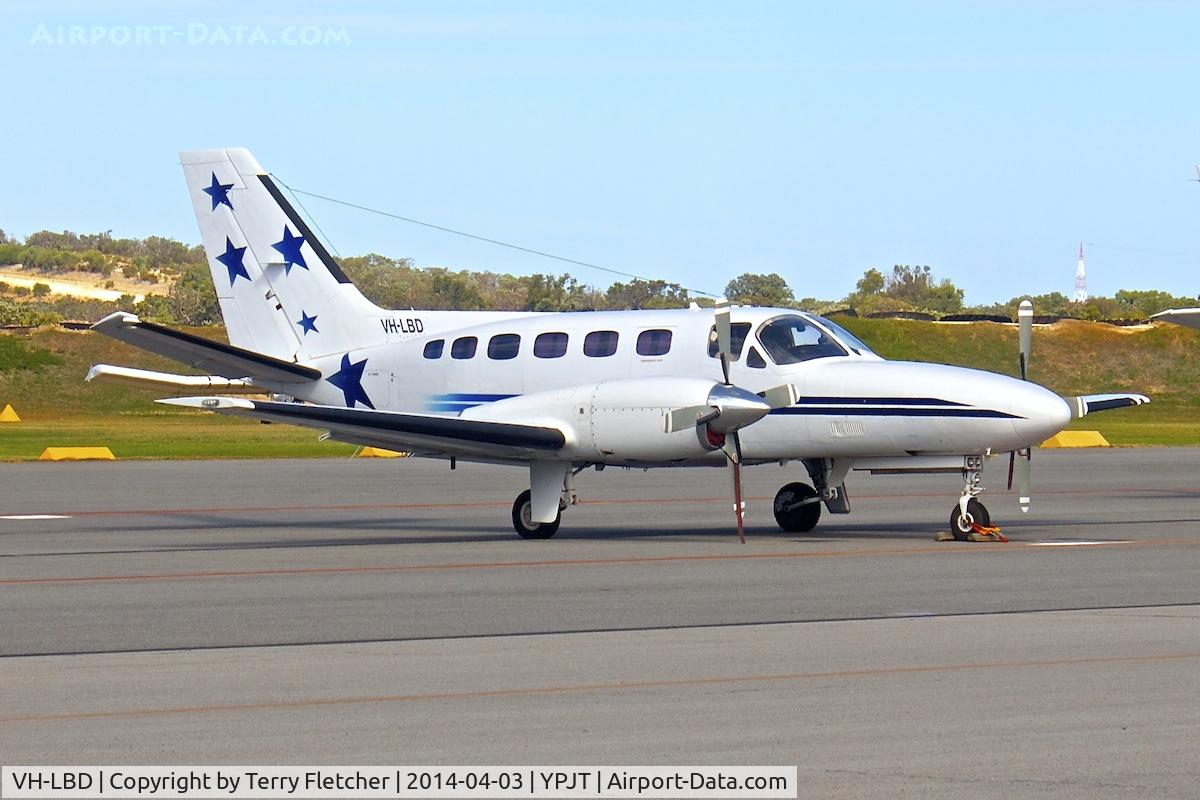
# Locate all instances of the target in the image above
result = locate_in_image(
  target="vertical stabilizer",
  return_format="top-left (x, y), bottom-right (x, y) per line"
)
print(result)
top-left (180, 148), bottom-right (385, 361)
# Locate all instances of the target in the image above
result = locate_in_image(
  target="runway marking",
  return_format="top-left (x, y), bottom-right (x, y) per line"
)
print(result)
top-left (3, 538), bottom-right (1189, 588)
top-left (2, 649), bottom-right (1197, 725)
top-left (7, 484), bottom-right (1200, 519)
top-left (1, 514), bottom-right (72, 520)
top-left (9, 602), bottom-right (1197, 660)
top-left (1026, 540), bottom-right (1134, 547)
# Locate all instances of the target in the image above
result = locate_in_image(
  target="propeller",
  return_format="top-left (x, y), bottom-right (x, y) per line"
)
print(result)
top-left (1007, 300), bottom-right (1033, 512)
top-left (664, 300), bottom-right (797, 542)
top-left (714, 300), bottom-right (751, 543)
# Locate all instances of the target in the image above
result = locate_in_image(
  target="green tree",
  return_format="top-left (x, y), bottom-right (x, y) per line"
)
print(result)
top-left (1003, 292), bottom-right (1070, 317)
top-left (428, 269), bottom-right (486, 310)
top-left (724, 272), bottom-right (794, 307)
top-left (78, 249), bottom-right (112, 276)
top-left (0, 243), bottom-right (23, 265)
top-left (845, 267), bottom-right (886, 310)
top-left (604, 278), bottom-right (688, 309)
top-left (856, 268), bottom-right (885, 297)
top-left (524, 272), bottom-right (588, 311)
top-left (1113, 289), bottom-right (1199, 318)
top-left (161, 262), bottom-right (220, 325)
top-left (884, 265), bottom-right (963, 314)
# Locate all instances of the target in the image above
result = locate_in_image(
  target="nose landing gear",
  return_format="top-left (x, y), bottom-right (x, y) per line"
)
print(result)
top-left (950, 455), bottom-right (992, 541)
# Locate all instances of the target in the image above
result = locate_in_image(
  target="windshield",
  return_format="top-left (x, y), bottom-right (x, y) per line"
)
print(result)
top-left (813, 316), bottom-right (875, 356)
top-left (756, 315), bottom-right (848, 365)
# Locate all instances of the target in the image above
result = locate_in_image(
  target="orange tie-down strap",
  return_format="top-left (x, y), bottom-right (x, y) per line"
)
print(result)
top-left (968, 522), bottom-right (1008, 543)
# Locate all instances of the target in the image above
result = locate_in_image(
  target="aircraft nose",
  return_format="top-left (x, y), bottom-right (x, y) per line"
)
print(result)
top-left (1010, 380), bottom-right (1072, 444)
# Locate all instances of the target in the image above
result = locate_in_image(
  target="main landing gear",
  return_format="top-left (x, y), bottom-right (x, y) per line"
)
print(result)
top-left (949, 455), bottom-right (990, 541)
top-left (771, 458), bottom-right (852, 533)
top-left (772, 482), bottom-right (821, 532)
top-left (511, 464), bottom-right (580, 539)
top-left (512, 489), bottom-right (562, 539)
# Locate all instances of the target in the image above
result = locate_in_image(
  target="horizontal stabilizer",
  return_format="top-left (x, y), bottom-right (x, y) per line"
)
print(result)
top-left (158, 397), bottom-right (567, 461)
top-left (1065, 393), bottom-right (1150, 418)
top-left (92, 312), bottom-right (320, 383)
top-left (86, 364), bottom-right (258, 394)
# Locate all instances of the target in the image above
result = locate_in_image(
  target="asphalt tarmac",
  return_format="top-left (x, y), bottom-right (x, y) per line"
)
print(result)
top-left (1, 449), bottom-right (1197, 797)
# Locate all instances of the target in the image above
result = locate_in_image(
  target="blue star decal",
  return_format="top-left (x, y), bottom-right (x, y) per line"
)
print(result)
top-left (272, 225), bottom-right (308, 274)
top-left (216, 236), bottom-right (250, 285)
top-left (203, 172), bottom-right (234, 211)
top-left (326, 354), bottom-right (375, 409)
top-left (297, 310), bottom-right (319, 335)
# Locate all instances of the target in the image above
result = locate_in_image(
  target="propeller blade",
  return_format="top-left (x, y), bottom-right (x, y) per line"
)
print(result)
top-left (1018, 299), bottom-right (1032, 381)
top-left (731, 460), bottom-right (746, 544)
top-left (724, 430), bottom-right (746, 543)
top-left (715, 300), bottom-right (733, 385)
top-left (1006, 449), bottom-right (1015, 491)
top-left (1014, 447), bottom-right (1032, 513)
top-left (758, 383), bottom-right (798, 410)
top-left (665, 405), bottom-right (719, 434)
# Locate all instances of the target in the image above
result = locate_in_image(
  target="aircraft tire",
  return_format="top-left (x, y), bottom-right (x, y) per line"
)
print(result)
top-left (512, 489), bottom-right (561, 539)
top-left (950, 498), bottom-right (990, 541)
top-left (773, 482), bottom-right (821, 532)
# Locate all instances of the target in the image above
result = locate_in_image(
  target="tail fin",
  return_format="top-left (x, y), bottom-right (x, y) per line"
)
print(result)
top-left (180, 148), bottom-right (384, 361)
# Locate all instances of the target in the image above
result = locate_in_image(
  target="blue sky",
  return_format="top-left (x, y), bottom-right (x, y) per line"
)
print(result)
top-left (3, 0), bottom-right (1199, 305)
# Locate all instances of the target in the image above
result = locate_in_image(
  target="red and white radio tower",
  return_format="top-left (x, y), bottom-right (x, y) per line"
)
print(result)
top-left (1073, 242), bottom-right (1088, 302)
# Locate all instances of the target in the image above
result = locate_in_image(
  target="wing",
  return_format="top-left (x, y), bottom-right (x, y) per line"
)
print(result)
top-left (1150, 307), bottom-right (1200, 330)
top-left (92, 312), bottom-right (320, 383)
top-left (1065, 393), bottom-right (1150, 418)
top-left (159, 396), bottom-right (567, 461)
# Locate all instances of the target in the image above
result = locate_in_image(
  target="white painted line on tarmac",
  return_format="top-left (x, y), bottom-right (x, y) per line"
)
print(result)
top-left (1025, 540), bottom-right (1134, 547)
top-left (1, 514), bottom-right (72, 520)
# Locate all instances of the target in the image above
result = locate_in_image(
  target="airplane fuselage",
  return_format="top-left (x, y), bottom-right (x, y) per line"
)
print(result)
top-left (285, 305), bottom-right (1071, 467)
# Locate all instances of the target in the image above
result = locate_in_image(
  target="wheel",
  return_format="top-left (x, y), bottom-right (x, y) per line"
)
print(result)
top-left (773, 482), bottom-right (822, 532)
top-left (950, 498), bottom-right (990, 541)
top-left (511, 489), bottom-right (561, 539)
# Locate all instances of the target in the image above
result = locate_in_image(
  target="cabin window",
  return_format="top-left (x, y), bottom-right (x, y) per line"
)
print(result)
top-left (423, 339), bottom-right (444, 359)
top-left (583, 330), bottom-right (619, 357)
top-left (450, 336), bottom-right (478, 359)
top-left (707, 322), bottom-right (752, 360)
top-left (746, 346), bottom-right (767, 369)
top-left (487, 333), bottom-right (521, 360)
top-left (533, 331), bottom-right (568, 358)
top-left (756, 315), bottom-right (847, 364)
top-left (636, 329), bottom-right (672, 357)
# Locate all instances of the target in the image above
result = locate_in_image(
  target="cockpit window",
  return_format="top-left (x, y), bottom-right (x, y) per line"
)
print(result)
top-left (707, 323), bottom-right (752, 360)
top-left (756, 315), bottom-right (848, 364)
top-left (813, 316), bottom-right (875, 356)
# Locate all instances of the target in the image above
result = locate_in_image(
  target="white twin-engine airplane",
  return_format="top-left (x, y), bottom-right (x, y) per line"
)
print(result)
top-left (88, 148), bottom-right (1149, 541)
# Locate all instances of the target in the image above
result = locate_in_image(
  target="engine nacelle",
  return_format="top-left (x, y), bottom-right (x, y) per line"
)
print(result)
top-left (461, 376), bottom-right (726, 463)
top-left (586, 376), bottom-right (726, 461)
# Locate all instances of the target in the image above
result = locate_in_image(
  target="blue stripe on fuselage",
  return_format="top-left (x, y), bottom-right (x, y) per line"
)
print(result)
top-left (791, 396), bottom-right (969, 406)
top-left (770, 406), bottom-right (1019, 419)
top-left (426, 393), bottom-right (519, 415)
